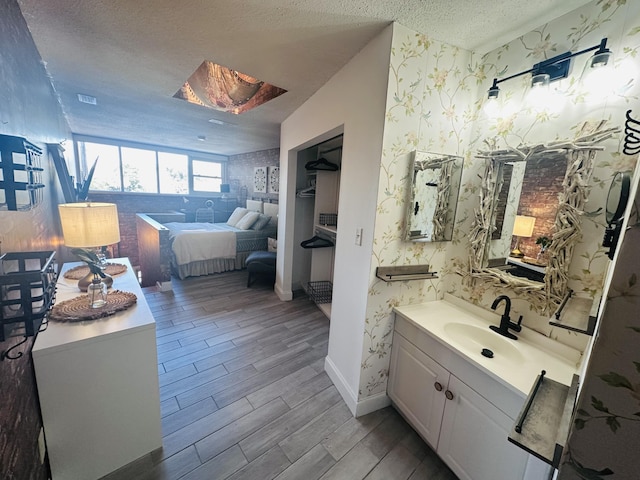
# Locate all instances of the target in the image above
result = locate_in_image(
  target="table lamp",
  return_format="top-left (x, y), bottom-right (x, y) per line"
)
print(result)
top-left (510, 215), bottom-right (535, 258)
top-left (58, 202), bottom-right (121, 291)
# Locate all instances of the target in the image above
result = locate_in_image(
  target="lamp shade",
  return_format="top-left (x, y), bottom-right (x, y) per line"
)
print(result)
top-left (58, 202), bottom-right (121, 248)
top-left (512, 215), bottom-right (536, 237)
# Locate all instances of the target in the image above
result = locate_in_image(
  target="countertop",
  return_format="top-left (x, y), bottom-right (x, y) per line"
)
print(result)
top-left (393, 294), bottom-right (580, 396)
top-left (33, 258), bottom-right (154, 356)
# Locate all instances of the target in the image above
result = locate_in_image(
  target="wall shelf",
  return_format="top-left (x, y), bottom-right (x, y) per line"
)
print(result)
top-left (550, 290), bottom-right (598, 336)
top-left (508, 373), bottom-right (579, 468)
top-left (376, 265), bottom-right (438, 282)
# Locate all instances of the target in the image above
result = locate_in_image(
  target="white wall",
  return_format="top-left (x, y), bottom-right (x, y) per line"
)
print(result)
top-left (277, 25), bottom-right (392, 413)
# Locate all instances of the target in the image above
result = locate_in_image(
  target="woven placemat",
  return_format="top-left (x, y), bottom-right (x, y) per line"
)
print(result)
top-left (63, 263), bottom-right (128, 280)
top-left (49, 290), bottom-right (137, 322)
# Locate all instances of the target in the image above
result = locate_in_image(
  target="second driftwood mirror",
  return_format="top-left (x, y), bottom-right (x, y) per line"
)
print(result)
top-left (405, 151), bottom-right (463, 242)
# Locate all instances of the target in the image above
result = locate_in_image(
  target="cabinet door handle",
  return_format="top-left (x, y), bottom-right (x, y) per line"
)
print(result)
top-left (434, 382), bottom-right (443, 392)
top-left (445, 390), bottom-right (454, 400)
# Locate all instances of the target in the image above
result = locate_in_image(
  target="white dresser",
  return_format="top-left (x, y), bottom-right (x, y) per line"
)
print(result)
top-left (32, 258), bottom-right (162, 480)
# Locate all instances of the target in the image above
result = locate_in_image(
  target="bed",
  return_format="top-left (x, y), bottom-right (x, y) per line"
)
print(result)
top-left (163, 200), bottom-right (278, 279)
top-left (135, 200), bottom-right (278, 286)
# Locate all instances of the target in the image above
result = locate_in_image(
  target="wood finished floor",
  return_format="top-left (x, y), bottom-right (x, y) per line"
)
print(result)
top-left (102, 270), bottom-right (457, 480)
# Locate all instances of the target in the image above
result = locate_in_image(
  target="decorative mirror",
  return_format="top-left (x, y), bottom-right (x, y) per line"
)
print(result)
top-left (468, 123), bottom-right (619, 312)
top-left (603, 171), bottom-right (631, 260)
top-left (405, 151), bottom-right (463, 242)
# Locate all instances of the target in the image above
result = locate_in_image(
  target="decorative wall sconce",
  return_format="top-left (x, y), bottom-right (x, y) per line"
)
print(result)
top-left (486, 38), bottom-right (612, 101)
top-left (0, 251), bottom-right (57, 360)
top-left (0, 134), bottom-right (45, 211)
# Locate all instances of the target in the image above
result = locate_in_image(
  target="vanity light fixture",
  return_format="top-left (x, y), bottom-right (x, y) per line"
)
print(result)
top-left (486, 38), bottom-right (611, 100)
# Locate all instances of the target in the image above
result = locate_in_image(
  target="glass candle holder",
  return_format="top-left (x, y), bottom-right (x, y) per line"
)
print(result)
top-left (88, 276), bottom-right (107, 308)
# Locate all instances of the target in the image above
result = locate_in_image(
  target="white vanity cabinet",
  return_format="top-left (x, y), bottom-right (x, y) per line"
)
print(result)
top-left (389, 314), bottom-right (551, 480)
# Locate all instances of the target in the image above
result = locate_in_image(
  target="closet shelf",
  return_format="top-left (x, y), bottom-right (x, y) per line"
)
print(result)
top-left (376, 265), bottom-right (438, 282)
top-left (315, 225), bottom-right (337, 237)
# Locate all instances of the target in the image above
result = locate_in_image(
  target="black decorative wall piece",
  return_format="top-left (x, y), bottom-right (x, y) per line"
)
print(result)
top-left (0, 134), bottom-right (45, 211)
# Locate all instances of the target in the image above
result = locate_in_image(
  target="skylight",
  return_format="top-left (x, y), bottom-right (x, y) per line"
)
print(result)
top-left (174, 61), bottom-right (286, 114)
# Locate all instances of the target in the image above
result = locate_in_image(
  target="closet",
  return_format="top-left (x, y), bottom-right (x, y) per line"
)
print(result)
top-left (296, 135), bottom-right (342, 318)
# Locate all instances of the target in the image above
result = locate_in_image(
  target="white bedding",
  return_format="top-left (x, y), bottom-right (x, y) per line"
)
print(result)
top-left (168, 224), bottom-right (237, 265)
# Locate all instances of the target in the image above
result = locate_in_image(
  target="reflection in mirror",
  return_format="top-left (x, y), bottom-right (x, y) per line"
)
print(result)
top-left (405, 151), bottom-right (463, 242)
top-left (491, 163), bottom-right (513, 240)
top-left (490, 155), bottom-right (565, 264)
top-left (468, 124), bottom-right (620, 313)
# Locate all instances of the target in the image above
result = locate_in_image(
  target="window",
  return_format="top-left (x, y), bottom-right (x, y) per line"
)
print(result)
top-left (74, 136), bottom-right (226, 195)
top-left (121, 147), bottom-right (158, 193)
top-left (78, 142), bottom-right (120, 191)
top-left (193, 160), bottom-right (222, 192)
top-left (158, 152), bottom-right (188, 194)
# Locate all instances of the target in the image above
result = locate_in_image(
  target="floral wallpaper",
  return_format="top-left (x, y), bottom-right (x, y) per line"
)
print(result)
top-left (360, 23), bottom-right (478, 397)
top-left (560, 187), bottom-right (640, 479)
top-left (358, 0), bottom-right (640, 415)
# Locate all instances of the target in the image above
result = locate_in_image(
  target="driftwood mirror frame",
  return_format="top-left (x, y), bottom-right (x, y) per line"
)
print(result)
top-left (468, 123), bottom-right (619, 313)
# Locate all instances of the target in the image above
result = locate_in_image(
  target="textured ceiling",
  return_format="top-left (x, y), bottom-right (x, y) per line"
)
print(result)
top-left (17, 0), bottom-right (592, 155)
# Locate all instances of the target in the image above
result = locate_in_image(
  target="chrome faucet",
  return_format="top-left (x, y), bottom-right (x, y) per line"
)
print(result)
top-left (490, 295), bottom-right (522, 340)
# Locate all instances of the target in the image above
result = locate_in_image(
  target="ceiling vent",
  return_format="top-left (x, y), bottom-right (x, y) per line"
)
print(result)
top-left (77, 93), bottom-right (97, 105)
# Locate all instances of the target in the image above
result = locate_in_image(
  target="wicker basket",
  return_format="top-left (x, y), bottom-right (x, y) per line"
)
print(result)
top-left (318, 213), bottom-right (337, 226)
top-left (307, 281), bottom-right (333, 304)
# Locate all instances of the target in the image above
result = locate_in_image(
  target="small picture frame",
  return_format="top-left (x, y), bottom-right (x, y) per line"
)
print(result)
top-left (253, 166), bottom-right (267, 193)
top-left (268, 166), bottom-right (280, 193)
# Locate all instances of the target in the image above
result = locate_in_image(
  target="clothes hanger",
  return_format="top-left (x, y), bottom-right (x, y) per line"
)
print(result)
top-left (304, 157), bottom-right (339, 171)
top-left (300, 235), bottom-right (335, 248)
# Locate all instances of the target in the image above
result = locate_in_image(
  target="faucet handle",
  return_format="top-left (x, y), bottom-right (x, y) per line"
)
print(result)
top-left (512, 315), bottom-right (523, 332)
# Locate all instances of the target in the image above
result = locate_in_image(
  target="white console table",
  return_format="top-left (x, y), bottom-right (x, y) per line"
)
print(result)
top-left (32, 258), bottom-right (162, 480)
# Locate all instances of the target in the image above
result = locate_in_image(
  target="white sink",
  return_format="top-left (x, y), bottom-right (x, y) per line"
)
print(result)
top-left (393, 296), bottom-right (581, 396)
top-left (443, 322), bottom-right (524, 363)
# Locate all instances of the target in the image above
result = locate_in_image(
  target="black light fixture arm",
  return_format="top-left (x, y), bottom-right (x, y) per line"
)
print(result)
top-left (487, 38), bottom-right (609, 99)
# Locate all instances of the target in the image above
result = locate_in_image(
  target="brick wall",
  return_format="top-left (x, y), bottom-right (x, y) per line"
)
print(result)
top-left (228, 148), bottom-right (279, 203)
top-left (516, 158), bottom-right (566, 257)
top-left (0, 336), bottom-right (47, 479)
top-left (88, 192), bottom-right (200, 267)
top-left (1, 0), bottom-right (71, 477)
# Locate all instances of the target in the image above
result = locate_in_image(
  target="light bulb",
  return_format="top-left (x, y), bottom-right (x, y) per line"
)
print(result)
top-left (526, 74), bottom-right (564, 114)
top-left (483, 98), bottom-right (501, 118)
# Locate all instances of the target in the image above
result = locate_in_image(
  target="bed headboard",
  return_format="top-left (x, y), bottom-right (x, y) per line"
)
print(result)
top-left (246, 199), bottom-right (263, 213)
top-left (263, 202), bottom-right (279, 223)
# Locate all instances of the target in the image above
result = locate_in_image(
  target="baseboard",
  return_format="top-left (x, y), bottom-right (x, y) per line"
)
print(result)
top-left (275, 283), bottom-right (293, 301)
top-left (324, 356), bottom-right (358, 416)
top-left (324, 356), bottom-right (391, 418)
top-left (355, 391), bottom-right (391, 417)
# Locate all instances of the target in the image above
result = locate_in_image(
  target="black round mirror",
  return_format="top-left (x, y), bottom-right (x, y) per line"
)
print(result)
top-left (605, 172), bottom-right (631, 225)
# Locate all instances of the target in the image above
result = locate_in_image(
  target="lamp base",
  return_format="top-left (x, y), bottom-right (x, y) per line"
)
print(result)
top-left (78, 272), bottom-right (113, 292)
top-left (510, 248), bottom-right (525, 258)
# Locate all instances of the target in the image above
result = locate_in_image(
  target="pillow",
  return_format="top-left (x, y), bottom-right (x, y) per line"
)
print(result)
top-left (226, 207), bottom-right (249, 227)
top-left (246, 199), bottom-right (263, 213)
top-left (251, 213), bottom-right (272, 231)
top-left (263, 202), bottom-right (279, 219)
top-left (235, 211), bottom-right (260, 230)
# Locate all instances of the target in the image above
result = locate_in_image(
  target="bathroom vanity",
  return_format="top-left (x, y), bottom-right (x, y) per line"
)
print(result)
top-left (389, 295), bottom-right (579, 480)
